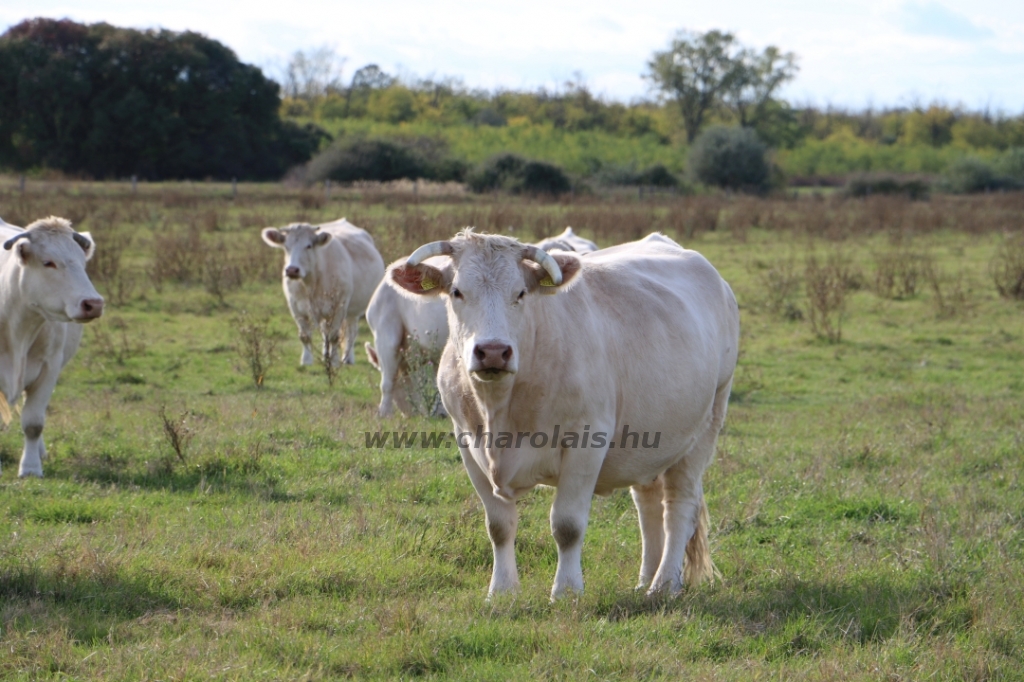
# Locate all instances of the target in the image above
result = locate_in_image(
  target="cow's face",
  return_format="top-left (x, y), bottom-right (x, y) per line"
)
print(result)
top-left (391, 232), bottom-right (580, 384)
top-left (261, 224), bottom-right (331, 281)
top-left (4, 221), bottom-right (104, 323)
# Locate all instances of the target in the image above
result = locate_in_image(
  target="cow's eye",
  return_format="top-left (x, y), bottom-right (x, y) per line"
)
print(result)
top-left (517, 289), bottom-right (526, 301)
top-left (43, 261), bottom-right (57, 269)
top-left (451, 288), bottom-right (463, 300)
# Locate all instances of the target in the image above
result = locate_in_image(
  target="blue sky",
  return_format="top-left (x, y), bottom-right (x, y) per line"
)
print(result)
top-left (3, 0), bottom-right (1023, 111)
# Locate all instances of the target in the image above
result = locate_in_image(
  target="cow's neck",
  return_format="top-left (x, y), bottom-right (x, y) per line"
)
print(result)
top-left (0, 264), bottom-right (47, 401)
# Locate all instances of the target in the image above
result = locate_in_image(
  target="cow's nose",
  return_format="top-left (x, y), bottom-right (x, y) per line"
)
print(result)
top-left (79, 298), bottom-right (104, 319)
top-left (285, 266), bottom-right (301, 279)
top-left (473, 343), bottom-right (513, 370)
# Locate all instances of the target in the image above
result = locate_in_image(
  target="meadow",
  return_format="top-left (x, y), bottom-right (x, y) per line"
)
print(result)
top-left (1, 179), bottom-right (1023, 680)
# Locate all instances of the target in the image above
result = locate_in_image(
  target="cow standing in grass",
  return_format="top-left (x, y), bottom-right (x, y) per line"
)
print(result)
top-left (390, 230), bottom-right (738, 599)
top-left (262, 218), bottom-right (384, 367)
top-left (0, 217), bottom-right (104, 477)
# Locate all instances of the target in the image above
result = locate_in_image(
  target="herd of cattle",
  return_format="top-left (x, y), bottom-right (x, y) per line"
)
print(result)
top-left (1, 215), bottom-right (739, 599)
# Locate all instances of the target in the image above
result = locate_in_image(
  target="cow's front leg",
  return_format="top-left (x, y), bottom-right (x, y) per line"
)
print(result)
top-left (459, 446), bottom-right (519, 596)
top-left (550, 448), bottom-right (604, 599)
top-left (19, 366), bottom-right (60, 478)
top-left (631, 476), bottom-right (666, 590)
top-left (293, 314), bottom-right (315, 366)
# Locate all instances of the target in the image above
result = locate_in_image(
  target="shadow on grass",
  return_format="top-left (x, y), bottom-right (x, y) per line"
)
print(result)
top-left (0, 562), bottom-right (192, 644)
top-left (64, 450), bottom-right (296, 501)
top-left (594, 572), bottom-right (973, 655)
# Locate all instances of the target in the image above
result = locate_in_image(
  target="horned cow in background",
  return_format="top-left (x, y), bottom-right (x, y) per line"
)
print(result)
top-left (262, 218), bottom-right (384, 367)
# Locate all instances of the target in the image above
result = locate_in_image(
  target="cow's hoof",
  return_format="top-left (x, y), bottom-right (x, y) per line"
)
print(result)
top-left (18, 469), bottom-right (43, 478)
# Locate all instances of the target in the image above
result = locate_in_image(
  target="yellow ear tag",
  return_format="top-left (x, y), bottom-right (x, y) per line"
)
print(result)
top-left (420, 277), bottom-right (438, 291)
top-left (539, 275), bottom-right (557, 287)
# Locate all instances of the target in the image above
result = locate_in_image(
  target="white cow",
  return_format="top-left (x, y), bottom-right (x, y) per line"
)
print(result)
top-left (365, 232), bottom-right (598, 417)
top-left (262, 218), bottom-right (384, 366)
top-left (0, 217), bottom-right (104, 477)
top-left (389, 230), bottom-right (739, 600)
top-left (364, 256), bottom-right (449, 417)
top-left (532, 227), bottom-right (598, 254)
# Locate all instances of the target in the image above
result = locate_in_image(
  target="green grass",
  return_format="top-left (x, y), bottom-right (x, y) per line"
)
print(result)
top-left (1, 184), bottom-right (1023, 679)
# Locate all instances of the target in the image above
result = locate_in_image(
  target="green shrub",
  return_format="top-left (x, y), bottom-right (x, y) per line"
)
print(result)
top-left (942, 157), bottom-right (1017, 193)
top-left (996, 147), bottom-right (1024, 184)
top-left (687, 126), bottom-right (770, 192)
top-left (304, 136), bottom-right (468, 184)
top-left (467, 153), bottom-right (572, 195)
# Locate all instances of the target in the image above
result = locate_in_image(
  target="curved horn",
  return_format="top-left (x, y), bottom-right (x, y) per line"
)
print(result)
top-left (407, 241), bottom-right (454, 266)
top-left (3, 234), bottom-right (27, 251)
top-left (521, 244), bottom-right (563, 286)
top-left (72, 232), bottom-right (92, 252)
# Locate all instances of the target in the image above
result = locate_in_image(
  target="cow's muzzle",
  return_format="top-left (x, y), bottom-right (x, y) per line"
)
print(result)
top-left (470, 343), bottom-right (515, 380)
top-left (285, 266), bottom-right (301, 279)
top-left (74, 297), bottom-right (104, 322)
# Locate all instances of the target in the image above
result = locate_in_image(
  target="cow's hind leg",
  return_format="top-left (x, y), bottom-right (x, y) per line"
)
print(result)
top-left (341, 315), bottom-right (359, 365)
top-left (631, 475), bottom-right (665, 590)
top-left (648, 380), bottom-right (731, 595)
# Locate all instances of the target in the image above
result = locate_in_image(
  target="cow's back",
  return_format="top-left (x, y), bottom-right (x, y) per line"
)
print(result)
top-left (320, 219), bottom-right (385, 316)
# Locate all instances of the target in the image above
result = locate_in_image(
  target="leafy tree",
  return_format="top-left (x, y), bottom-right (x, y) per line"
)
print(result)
top-left (646, 30), bottom-right (745, 143)
top-left (722, 46), bottom-right (798, 129)
top-left (0, 18), bottom-right (322, 179)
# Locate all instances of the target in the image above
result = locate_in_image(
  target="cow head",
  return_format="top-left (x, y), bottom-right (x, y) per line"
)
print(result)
top-left (261, 224), bottom-right (332, 281)
top-left (390, 230), bottom-right (581, 383)
top-left (3, 217), bottom-right (104, 323)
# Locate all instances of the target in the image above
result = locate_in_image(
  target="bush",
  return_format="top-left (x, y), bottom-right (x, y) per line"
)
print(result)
top-left (845, 176), bottom-right (930, 200)
top-left (942, 157), bottom-right (1017, 193)
top-left (467, 154), bottom-right (572, 195)
top-left (304, 136), bottom-right (468, 184)
top-left (996, 147), bottom-right (1024, 184)
top-left (687, 126), bottom-right (770, 192)
top-left (595, 163), bottom-right (679, 187)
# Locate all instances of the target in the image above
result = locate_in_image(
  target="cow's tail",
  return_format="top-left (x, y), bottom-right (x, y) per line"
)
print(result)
top-left (684, 495), bottom-right (720, 587)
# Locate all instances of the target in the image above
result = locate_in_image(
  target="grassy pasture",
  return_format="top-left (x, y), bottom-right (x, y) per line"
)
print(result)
top-left (1, 181), bottom-right (1023, 680)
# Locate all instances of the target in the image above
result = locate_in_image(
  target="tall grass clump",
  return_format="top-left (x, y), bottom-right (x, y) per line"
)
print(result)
top-left (805, 250), bottom-right (851, 342)
top-left (231, 310), bottom-right (281, 389)
top-left (990, 233), bottom-right (1024, 300)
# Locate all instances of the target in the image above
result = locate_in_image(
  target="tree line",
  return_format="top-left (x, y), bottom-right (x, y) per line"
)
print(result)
top-left (2, 18), bottom-right (1022, 182)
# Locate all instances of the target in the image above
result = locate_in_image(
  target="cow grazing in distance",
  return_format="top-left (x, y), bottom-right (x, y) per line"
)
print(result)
top-left (389, 230), bottom-right (739, 600)
top-left (0, 217), bottom-right (104, 477)
top-left (262, 218), bottom-right (384, 366)
top-left (532, 226), bottom-right (598, 254)
top-left (365, 232), bottom-right (598, 418)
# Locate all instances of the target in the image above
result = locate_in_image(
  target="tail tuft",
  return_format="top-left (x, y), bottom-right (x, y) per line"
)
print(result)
top-left (683, 496), bottom-right (721, 587)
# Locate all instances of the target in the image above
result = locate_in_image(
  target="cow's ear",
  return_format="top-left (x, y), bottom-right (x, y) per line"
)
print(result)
top-left (261, 228), bottom-right (286, 247)
top-left (75, 232), bottom-right (96, 261)
top-left (523, 252), bottom-right (581, 294)
top-left (390, 261), bottom-right (447, 297)
top-left (14, 239), bottom-right (31, 263)
top-left (313, 231), bottom-right (332, 247)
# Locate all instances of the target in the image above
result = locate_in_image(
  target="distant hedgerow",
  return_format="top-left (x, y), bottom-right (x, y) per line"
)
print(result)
top-left (467, 153), bottom-right (572, 195)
